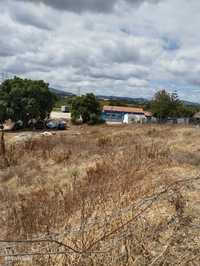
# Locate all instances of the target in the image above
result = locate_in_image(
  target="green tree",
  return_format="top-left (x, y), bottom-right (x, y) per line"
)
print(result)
top-left (169, 91), bottom-right (183, 117)
top-left (70, 93), bottom-right (103, 124)
top-left (151, 90), bottom-right (183, 121)
top-left (178, 104), bottom-right (198, 118)
top-left (0, 77), bottom-right (57, 126)
top-left (151, 90), bottom-right (172, 121)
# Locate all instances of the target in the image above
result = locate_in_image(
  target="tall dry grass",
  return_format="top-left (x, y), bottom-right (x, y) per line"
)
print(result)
top-left (0, 125), bottom-right (199, 265)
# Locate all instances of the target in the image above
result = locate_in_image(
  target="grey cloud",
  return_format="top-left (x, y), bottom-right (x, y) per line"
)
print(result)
top-left (11, 9), bottom-right (52, 30)
top-left (0, 27), bottom-right (28, 57)
top-left (15, 0), bottom-right (116, 12)
top-left (1, 0), bottom-right (200, 101)
top-left (15, 0), bottom-right (161, 13)
top-left (4, 56), bottom-right (52, 74)
top-left (0, 50), bottom-right (15, 57)
top-left (0, 41), bottom-right (17, 57)
top-left (87, 64), bottom-right (149, 81)
top-left (189, 79), bottom-right (200, 87)
top-left (7, 1), bottom-right (57, 30)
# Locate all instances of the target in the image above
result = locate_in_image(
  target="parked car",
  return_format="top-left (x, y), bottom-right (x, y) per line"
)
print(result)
top-left (57, 121), bottom-right (67, 130)
top-left (46, 120), bottom-right (67, 130)
top-left (46, 120), bottom-right (58, 130)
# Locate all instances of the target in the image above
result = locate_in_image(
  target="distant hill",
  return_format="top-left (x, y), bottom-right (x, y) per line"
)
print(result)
top-left (182, 100), bottom-right (200, 107)
top-left (97, 95), bottom-right (200, 108)
top-left (96, 95), bottom-right (149, 105)
top-left (50, 88), bottom-right (75, 97)
top-left (50, 88), bottom-right (200, 107)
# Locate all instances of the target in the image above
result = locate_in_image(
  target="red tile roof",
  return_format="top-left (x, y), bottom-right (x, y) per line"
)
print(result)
top-left (103, 106), bottom-right (144, 114)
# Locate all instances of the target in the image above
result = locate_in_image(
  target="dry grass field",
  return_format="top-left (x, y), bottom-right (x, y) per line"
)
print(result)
top-left (0, 124), bottom-right (200, 265)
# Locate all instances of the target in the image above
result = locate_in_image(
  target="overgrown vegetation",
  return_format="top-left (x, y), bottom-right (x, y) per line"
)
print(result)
top-left (151, 90), bottom-right (197, 120)
top-left (0, 125), bottom-right (199, 265)
top-left (70, 93), bottom-right (104, 124)
top-left (0, 77), bottom-right (57, 126)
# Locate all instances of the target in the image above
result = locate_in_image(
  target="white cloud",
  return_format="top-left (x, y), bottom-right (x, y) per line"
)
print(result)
top-left (0, 0), bottom-right (200, 101)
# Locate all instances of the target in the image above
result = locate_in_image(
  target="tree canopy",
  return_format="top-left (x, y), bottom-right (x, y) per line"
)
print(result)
top-left (151, 90), bottom-right (196, 121)
top-left (0, 77), bottom-right (57, 125)
top-left (70, 93), bottom-right (103, 124)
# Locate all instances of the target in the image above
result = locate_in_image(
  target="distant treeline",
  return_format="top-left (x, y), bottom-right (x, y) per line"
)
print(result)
top-left (54, 90), bottom-right (200, 120)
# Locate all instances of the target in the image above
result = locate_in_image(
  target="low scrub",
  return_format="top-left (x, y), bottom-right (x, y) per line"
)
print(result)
top-left (0, 125), bottom-right (199, 265)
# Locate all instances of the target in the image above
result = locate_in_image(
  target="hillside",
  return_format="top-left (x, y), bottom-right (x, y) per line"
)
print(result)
top-left (0, 125), bottom-right (200, 265)
top-left (51, 88), bottom-right (200, 109)
top-left (50, 88), bottom-right (75, 98)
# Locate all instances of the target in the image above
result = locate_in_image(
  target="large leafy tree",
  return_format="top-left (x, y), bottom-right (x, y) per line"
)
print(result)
top-left (0, 77), bottom-right (57, 125)
top-left (151, 90), bottom-right (172, 121)
top-left (151, 90), bottom-right (183, 121)
top-left (70, 93), bottom-right (103, 124)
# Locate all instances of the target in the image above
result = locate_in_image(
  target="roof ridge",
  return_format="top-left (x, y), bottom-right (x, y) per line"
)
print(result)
top-left (103, 105), bottom-right (144, 114)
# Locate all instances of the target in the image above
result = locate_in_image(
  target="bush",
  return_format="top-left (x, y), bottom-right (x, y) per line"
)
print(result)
top-left (0, 77), bottom-right (57, 126)
top-left (70, 93), bottom-right (103, 125)
top-left (87, 113), bottom-right (105, 125)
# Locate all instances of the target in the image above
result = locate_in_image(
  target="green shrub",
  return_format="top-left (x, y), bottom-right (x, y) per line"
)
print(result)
top-left (88, 113), bottom-right (105, 125)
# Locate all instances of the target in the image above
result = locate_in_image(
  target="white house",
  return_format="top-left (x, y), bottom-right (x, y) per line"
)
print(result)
top-left (123, 113), bottom-right (147, 124)
top-left (102, 106), bottom-right (153, 124)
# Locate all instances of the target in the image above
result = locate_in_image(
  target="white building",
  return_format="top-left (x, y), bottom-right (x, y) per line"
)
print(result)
top-left (102, 106), bottom-right (153, 124)
top-left (123, 113), bottom-right (147, 124)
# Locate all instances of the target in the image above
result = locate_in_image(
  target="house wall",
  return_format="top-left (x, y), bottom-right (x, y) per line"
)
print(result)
top-left (177, 118), bottom-right (190, 124)
top-left (102, 111), bottom-right (124, 122)
top-left (102, 111), bottom-right (146, 122)
top-left (123, 113), bottom-right (147, 124)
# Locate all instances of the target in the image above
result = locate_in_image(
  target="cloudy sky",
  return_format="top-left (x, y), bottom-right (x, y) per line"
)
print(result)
top-left (1, 0), bottom-right (200, 101)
